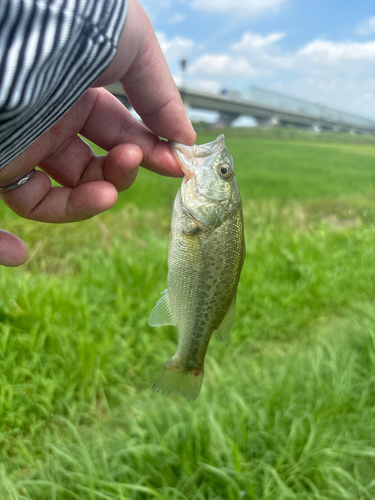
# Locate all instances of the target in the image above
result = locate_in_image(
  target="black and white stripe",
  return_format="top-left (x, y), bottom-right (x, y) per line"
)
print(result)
top-left (0, 0), bottom-right (128, 169)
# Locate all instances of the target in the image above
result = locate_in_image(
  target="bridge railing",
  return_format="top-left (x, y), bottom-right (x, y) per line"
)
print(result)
top-left (221, 87), bottom-right (375, 129)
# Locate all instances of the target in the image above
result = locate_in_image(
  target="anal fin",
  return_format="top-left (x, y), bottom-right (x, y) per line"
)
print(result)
top-left (214, 296), bottom-right (236, 342)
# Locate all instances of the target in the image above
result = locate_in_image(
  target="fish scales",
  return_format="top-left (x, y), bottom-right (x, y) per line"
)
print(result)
top-left (169, 193), bottom-right (243, 365)
top-left (148, 135), bottom-right (245, 400)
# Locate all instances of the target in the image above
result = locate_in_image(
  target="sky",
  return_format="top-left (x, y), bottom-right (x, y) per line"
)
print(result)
top-left (140, 0), bottom-right (375, 125)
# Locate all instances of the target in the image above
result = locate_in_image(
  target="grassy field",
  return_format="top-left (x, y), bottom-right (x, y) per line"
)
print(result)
top-left (1, 129), bottom-right (375, 498)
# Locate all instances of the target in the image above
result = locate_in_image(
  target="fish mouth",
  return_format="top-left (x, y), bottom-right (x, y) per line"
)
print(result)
top-left (170, 135), bottom-right (226, 177)
top-left (171, 139), bottom-right (227, 203)
top-left (181, 163), bottom-right (194, 180)
top-left (170, 144), bottom-right (194, 179)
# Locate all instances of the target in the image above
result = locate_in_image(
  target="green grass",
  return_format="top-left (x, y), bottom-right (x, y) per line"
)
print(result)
top-left (1, 129), bottom-right (375, 498)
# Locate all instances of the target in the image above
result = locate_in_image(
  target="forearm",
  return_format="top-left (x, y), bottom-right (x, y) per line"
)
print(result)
top-left (0, 0), bottom-right (128, 170)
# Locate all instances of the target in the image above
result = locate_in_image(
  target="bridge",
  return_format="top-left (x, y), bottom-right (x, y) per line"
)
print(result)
top-left (106, 82), bottom-right (375, 135)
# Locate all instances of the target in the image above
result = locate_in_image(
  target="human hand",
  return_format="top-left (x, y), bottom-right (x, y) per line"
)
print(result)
top-left (0, 0), bottom-right (196, 267)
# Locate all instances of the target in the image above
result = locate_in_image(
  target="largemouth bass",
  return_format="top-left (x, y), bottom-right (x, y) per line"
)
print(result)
top-left (149, 134), bottom-right (245, 400)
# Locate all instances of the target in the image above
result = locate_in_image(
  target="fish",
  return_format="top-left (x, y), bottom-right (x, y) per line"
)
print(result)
top-left (148, 134), bottom-right (245, 400)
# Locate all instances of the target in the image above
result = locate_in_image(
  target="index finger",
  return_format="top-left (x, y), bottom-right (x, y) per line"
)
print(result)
top-left (79, 89), bottom-right (186, 177)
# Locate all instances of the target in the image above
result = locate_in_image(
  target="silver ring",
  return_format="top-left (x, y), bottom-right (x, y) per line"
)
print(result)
top-left (0, 169), bottom-right (36, 193)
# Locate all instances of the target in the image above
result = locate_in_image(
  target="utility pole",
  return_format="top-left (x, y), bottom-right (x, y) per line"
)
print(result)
top-left (180, 59), bottom-right (187, 89)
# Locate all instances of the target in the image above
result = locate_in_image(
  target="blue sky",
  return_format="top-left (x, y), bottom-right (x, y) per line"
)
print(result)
top-left (140, 0), bottom-right (375, 124)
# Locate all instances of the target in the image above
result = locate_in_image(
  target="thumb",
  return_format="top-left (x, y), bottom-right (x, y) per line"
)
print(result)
top-left (0, 230), bottom-right (28, 267)
top-left (119, 2), bottom-right (196, 145)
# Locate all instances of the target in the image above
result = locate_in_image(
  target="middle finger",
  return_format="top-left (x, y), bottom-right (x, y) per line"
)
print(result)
top-left (40, 136), bottom-right (142, 192)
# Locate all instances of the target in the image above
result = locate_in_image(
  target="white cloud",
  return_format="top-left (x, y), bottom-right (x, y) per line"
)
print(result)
top-left (232, 32), bottom-right (285, 52)
top-left (188, 31), bottom-right (292, 81)
top-left (281, 38), bottom-right (375, 115)
top-left (356, 16), bottom-right (375, 36)
top-left (296, 39), bottom-right (375, 66)
top-left (271, 77), bottom-right (375, 119)
top-left (156, 32), bottom-right (194, 64)
top-left (167, 12), bottom-right (186, 24)
top-left (190, 0), bottom-right (287, 16)
top-left (140, 0), bottom-right (175, 22)
top-left (157, 30), bottom-right (375, 118)
top-left (231, 31), bottom-right (293, 70)
top-left (190, 54), bottom-right (257, 77)
top-left (272, 40), bottom-right (375, 116)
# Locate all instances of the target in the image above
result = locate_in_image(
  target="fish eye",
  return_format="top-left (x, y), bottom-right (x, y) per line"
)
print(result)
top-left (217, 163), bottom-right (233, 179)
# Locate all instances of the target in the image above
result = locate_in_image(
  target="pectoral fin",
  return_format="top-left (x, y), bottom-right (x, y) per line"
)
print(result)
top-left (148, 289), bottom-right (175, 327)
top-left (214, 296), bottom-right (236, 342)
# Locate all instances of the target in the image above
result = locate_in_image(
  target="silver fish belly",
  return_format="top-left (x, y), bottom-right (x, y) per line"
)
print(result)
top-left (149, 134), bottom-right (245, 400)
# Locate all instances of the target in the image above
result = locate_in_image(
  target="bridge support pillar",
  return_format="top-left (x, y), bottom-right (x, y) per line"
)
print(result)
top-left (114, 94), bottom-right (132, 110)
top-left (297, 123), bottom-right (317, 132)
top-left (215, 111), bottom-right (240, 128)
top-left (256, 116), bottom-right (279, 128)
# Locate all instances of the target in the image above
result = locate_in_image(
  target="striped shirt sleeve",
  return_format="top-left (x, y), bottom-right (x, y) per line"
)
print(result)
top-left (0, 0), bottom-right (128, 170)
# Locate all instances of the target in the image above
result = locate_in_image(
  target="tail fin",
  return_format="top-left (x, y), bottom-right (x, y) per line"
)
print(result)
top-left (152, 363), bottom-right (204, 401)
